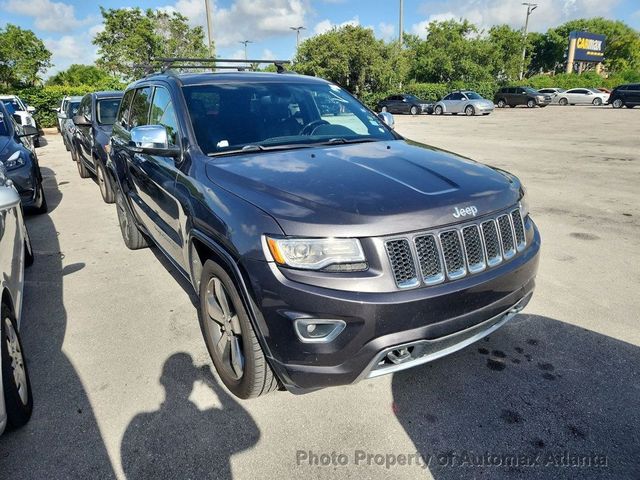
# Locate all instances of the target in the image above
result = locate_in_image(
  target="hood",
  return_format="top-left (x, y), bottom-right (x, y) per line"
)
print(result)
top-left (205, 140), bottom-right (521, 237)
top-left (0, 136), bottom-right (10, 157)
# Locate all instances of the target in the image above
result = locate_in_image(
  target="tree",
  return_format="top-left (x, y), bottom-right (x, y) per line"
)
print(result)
top-left (0, 24), bottom-right (52, 87)
top-left (294, 25), bottom-right (408, 96)
top-left (46, 64), bottom-right (119, 87)
top-left (93, 8), bottom-right (210, 80)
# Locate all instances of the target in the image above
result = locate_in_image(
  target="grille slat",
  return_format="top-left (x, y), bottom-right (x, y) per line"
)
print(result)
top-left (385, 239), bottom-right (419, 288)
top-left (385, 207), bottom-right (527, 290)
top-left (462, 225), bottom-right (486, 273)
top-left (439, 230), bottom-right (466, 279)
top-left (497, 214), bottom-right (516, 259)
top-left (415, 235), bottom-right (445, 285)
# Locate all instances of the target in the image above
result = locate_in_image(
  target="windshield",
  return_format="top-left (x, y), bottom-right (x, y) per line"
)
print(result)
top-left (182, 82), bottom-right (395, 156)
top-left (2, 99), bottom-right (21, 114)
top-left (97, 98), bottom-right (122, 125)
top-left (465, 92), bottom-right (482, 100)
top-left (67, 101), bottom-right (81, 116)
top-left (405, 95), bottom-right (421, 103)
top-left (525, 88), bottom-right (540, 95)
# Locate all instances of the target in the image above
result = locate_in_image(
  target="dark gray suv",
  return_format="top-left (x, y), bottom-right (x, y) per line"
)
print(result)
top-left (108, 68), bottom-right (540, 398)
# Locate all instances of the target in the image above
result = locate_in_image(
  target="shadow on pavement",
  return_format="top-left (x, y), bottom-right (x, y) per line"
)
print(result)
top-left (120, 353), bottom-right (259, 480)
top-left (0, 167), bottom-right (116, 477)
top-left (392, 314), bottom-right (640, 479)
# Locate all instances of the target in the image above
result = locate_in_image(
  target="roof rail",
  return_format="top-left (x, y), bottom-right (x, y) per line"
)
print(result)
top-left (154, 57), bottom-right (292, 74)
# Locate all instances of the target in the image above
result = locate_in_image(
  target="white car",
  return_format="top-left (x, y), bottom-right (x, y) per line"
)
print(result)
top-left (0, 95), bottom-right (39, 147)
top-left (0, 161), bottom-right (33, 435)
top-left (553, 88), bottom-right (609, 106)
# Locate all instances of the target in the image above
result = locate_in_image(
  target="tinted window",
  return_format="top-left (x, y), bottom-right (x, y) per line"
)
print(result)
top-left (78, 95), bottom-right (91, 120)
top-left (0, 109), bottom-right (10, 136)
top-left (129, 87), bottom-right (152, 129)
top-left (183, 82), bottom-right (394, 155)
top-left (465, 92), bottom-right (482, 100)
top-left (67, 101), bottom-right (81, 116)
top-left (506, 88), bottom-right (516, 94)
top-left (443, 94), bottom-right (454, 101)
top-left (116, 89), bottom-right (135, 130)
top-left (450, 93), bottom-right (464, 101)
top-left (150, 87), bottom-right (179, 145)
top-left (97, 98), bottom-right (122, 125)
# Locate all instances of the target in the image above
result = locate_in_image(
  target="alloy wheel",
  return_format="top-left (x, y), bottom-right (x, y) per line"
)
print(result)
top-left (97, 164), bottom-right (107, 197)
top-left (4, 317), bottom-right (28, 405)
top-left (205, 277), bottom-right (244, 380)
top-left (116, 191), bottom-right (130, 243)
top-left (612, 99), bottom-right (623, 108)
top-left (465, 106), bottom-right (474, 116)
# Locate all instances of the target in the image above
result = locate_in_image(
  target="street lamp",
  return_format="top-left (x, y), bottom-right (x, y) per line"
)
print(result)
top-left (399, 0), bottom-right (404, 46)
top-left (239, 40), bottom-right (253, 61)
top-left (204, 0), bottom-right (214, 57)
top-left (519, 2), bottom-right (538, 80)
top-left (290, 26), bottom-right (305, 52)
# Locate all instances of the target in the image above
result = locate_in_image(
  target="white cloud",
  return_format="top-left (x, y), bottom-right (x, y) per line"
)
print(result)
top-left (3, 0), bottom-right (94, 33)
top-left (313, 16), bottom-right (360, 35)
top-left (44, 31), bottom-right (99, 75)
top-left (415, 0), bottom-right (621, 33)
top-left (377, 22), bottom-right (396, 42)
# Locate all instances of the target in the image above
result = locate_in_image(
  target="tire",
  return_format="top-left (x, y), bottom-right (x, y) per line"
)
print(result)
top-left (410, 105), bottom-right (419, 115)
top-left (76, 155), bottom-right (91, 179)
top-left (497, 99), bottom-right (506, 108)
top-left (465, 105), bottom-right (475, 116)
top-left (559, 98), bottom-right (568, 106)
top-left (24, 227), bottom-right (34, 267)
top-left (198, 260), bottom-right (278, 399)
top-left (96, 160), bottom-right (115, 204)
top-left (115, 186), bottom-right (148, 250)
top-left (1, 305), bottom-right (33, 430)
top-left (33, 183), bottom-right (48, 215)
top-left (592, 98), bottom-right (602, 106)
top-left (434, 105), bottom-right (443, 115)
top-left (527, 99), bottom-right (536, 108)
top-left (33, 136), bottom-right (40, 148)
top-left (612, 98), bottom-right (623, 109)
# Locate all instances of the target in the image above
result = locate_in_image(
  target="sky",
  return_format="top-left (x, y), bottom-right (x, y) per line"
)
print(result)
top-left (1, 0), bottom-right (639, 77)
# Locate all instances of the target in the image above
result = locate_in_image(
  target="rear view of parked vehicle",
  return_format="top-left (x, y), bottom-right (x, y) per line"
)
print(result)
top-left (608, 83), bottom-right (640, 108)
top-left (434, 91), bottom-right (494, 116)
top-left (0, 103), bottom-right (47, 213)
top-left (377, 94), bottom-right (433, 115)
top-left (494, 87), bottom-right (551, 108)
top-left (59, 96), bottom-right (82, 152)
top-left (554, 88), bottom-right (609, 106)
top-left (0, 161), bottom-right (34, 435)
top-left (71, 91), bottom-right (123, 203)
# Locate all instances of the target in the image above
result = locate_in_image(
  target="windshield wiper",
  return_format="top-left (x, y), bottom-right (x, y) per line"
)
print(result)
top-left (317, 137), bottom-right (380, 146)
top-left (207, 143), bottom-right (314, 157)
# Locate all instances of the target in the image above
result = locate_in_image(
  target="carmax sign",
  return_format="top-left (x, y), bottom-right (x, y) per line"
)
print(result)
top-left (570, 31), bottom-right (606, 62)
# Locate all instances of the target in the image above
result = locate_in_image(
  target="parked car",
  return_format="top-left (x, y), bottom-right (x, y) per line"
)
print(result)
top-left (0, 96), bottom-right (40, 147)
top-left (71, 91), bottom-right (123, 203)
top-left (0, 161), bottom-right (34, 435)
top-left (59, 96), bottom-right (82, 152)
top-left (553, 88), bottom-right (609, 106)
top-left (494, 87), bottom-right (551, 108)
top-left (377, 94), bottom-right (433, 115)
top-left (109, 69), bottom-right (540, 399)
top-left (434, 91), bottom-right (494, 116)
top-left (0, 102), bottom-right (47, 213)
top-left (537, 88), bottom-right (565, 97)
top-left (608, 83), bottom-right (640, 109)
top-left (56, 96), bottom-right (72, 132)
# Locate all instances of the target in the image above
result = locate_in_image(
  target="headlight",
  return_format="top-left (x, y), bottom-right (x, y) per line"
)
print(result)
top-left (3, 151), bottom-right (25, 170)
top-left (266, 236), bottom-right (366, 271)
top-left (519, 188), bottom-right (530, 219)
top-left (25, 117), bottom-right (34, 126)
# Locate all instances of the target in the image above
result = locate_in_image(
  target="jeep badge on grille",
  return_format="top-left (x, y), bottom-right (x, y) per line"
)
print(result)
top-left (453, 205), bottom-right (478, 218)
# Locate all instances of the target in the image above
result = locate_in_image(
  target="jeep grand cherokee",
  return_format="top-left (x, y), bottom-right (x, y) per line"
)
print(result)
top-left (108, 68), bottom-right (540, 398)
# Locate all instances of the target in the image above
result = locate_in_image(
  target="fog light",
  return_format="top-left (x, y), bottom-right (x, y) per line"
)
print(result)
top-left (294, 319), bottom-right (346, 343)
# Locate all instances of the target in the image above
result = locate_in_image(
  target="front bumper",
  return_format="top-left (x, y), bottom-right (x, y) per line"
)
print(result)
top-left (6, 162), bottom-right (40, 208)
top-left (244, 220), bottom-right (541, 393)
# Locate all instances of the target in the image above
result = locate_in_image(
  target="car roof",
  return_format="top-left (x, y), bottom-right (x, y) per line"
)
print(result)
top-left (92, 90), bottom-right (124, 99)
top-left (68, 96), bottom-right (84, 101)
top-left (129, 71), bottom-right (330, 89)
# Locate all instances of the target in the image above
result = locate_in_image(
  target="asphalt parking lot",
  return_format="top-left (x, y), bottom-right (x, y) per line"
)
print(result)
top-left (1, 106), bottom-right (639, 479)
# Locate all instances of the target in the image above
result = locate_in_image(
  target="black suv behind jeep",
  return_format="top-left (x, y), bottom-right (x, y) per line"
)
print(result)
top-left (494, 87), bottom-right (551, 108)
top-left (108, 69), bottom-right (540, 398)
top-left (608, 83), bottom-right (640, 108)
top-left (72, 91), bottom-right (123, 203)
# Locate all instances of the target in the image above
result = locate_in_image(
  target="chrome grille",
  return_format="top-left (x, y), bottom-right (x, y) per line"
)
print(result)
top-left (415, 235), bottom-right (444, 285)
top-left (386, 207), bottom-right (527, 289)
top-left (440, 230), bottom-right (466, 279)
top-left (462, 225), bottom-right (486, 273)
top-left (497, 214), bottom-right (516, 259)
top-left (385, 239), bottom-right (418, 288)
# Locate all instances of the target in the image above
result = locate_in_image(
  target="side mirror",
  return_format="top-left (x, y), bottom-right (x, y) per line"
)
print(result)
top-left (129, 125), bottom-right (181, 157)
top-left (378, 112), bottom-right (395, 130)
top-left (73, 114), bottom-right (91, 126)
top-left (27, 106), bottom-right (36, 113)
top-left (19, 125), bottom-right (39, 137)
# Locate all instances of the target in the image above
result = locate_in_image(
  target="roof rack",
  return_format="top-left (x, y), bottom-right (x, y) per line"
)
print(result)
top-left (154, 57), bottom-right (291, 74)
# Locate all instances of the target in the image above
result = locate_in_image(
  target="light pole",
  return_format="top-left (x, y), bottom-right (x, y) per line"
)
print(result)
top-left (399, 0), bottom-right (404, 46)
top-left (239, 40), bottom-right (253, 61)
top-left (204, 0), bottom-right (214, 57)
top-left (290, 26), bottom-right (305, 52)
top-left (519, 2), bottom-right (538, 80)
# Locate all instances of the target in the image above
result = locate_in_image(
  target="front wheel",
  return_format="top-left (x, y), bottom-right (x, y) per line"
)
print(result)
top-left (434, 105), bottom-right (443, 115)
top-left (198, 260), bottom-right (278, 399)
top-left (612, 98), bottom-right (623, 109)
top-left (497, 99), bottom-right (506, 108)
top-left (527, 99), bottom-right (536, 108)
top-left (465, 105), bottom-right (475, 116)
top-left (1, 307), bottom-right (33, 430)
top-left (32, 182), bottom-right (48, 215)
top-left (115, 186), bottom-right (148, 250)
top-left (410, 105), bottom-right (419, 115)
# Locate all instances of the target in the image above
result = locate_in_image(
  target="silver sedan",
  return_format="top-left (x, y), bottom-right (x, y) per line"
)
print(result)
top-left (553, 88), bottom-right (610, 106)
top-left (0, 161), bottom-right (33, 435)
top-left (434, 91), bottom-right (495, 116)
